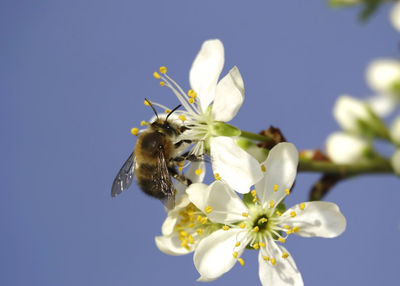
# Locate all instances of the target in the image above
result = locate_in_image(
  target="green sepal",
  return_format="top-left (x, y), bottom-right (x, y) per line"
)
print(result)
top-left (236, 138), bottom-right (253, 150)
top-left (211, 121), bottom-right (241, 137)
top-left (242, 192), bottom-right (255, 208)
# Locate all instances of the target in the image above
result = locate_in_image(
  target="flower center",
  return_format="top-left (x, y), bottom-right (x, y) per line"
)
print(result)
top-left (254, 215), bottom-right (269, 231)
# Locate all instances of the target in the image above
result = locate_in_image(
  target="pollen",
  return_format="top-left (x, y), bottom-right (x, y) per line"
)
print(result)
top-left (178, 115), bottom-right (186, 122)
top-left (164, 109), bottom-right (171, 114)
top-left (200, 217), bottom-right (208, 224)
top-left (286, 229), bottom-right (293, 235)
top-left (188, 89), bottom-right (197, 98)
top-left (263, 256), bottom-right (270, 261)
top-left (253, 197), bottom-right (258, 203)
top-left (188, 235), bottom-right (194, 244)
top-left (235, 241), bottom-right (241, 247)
top-left (282, 252), bottom-right (290, 259)
top-left (214, 173), bottom-right (221, 180)
top-left (140, 120), bottom-right (149, 126)
top-left (253, 226), bottom-right (259, 232)
top-left (188, 98), bottom-right (195, 104)
top-left (278, 237), bottom-right (286, 243)
top-left (178, 167), bottom-right (183, 172)
top-left (299, 203), bottom-right (306, 210)
top-left (285, 188), bottom-right (290, 195)
top-left (260, 164), bottom-right (266, 172)
top-left (159, 66), bottom-right (167, 74)
top-left (160, 81), bottom-right (165, 86)
top-left (239, 223), bottom-right (246, 229)
top-left (232, 251), bottom-right (238, 258)
top-left (195, 168), bottom-right (202, 175)
top-left (242, 212), bottom-right (248, 217)
top-left (252, 243), bottom-right (259, 250)
top-left (130, 128), bottom-right (139, 136)
top-left (270, 258), bottom-right (276, 266)
top-left (238, 258), bottom-right (245, 266)
top-left (283, 225), bottom-right (291, 229)
top-left (222, 225), bottom-right (230, 231)
top-left (275, 210), bottom-right (282, 216)
top-left (293, 226), bottom-right (300, 233)
top-left (290, 211), bottom-right (297, 218)
top-left (196, 228), bottom-right (203, 235)
top-left (273, 184), bottom-right (279, 192)
top-left (259, 242), bottom-right (266, 248)
top-left (144, 99), bottom-right (151, 106)
top-left (269, 200), bottom-right (275, 208)
top-left (204, 206), bottom-right (212, 214)
top-left (153, 72), bottom-right (161, 79)
top-left (251, 189), bottom-right (257, 197)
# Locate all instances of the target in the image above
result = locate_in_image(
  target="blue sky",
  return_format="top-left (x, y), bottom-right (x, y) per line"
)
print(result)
top-left (1, 1), bottom-right (399, 285)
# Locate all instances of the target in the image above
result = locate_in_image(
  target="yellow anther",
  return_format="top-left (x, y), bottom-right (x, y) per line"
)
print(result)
top-left (144, 99), bottom-right (151, 106)
top-left (178, 115), bottom-right (186, 122)
top-left (178, 167), bottom-right (183, 172)
top-left (188, 235), bottom-right (194, 244)
top-left (179, 230), bottom-right (188, 237)
top-left (164, 109), bottom-right (171, 114)
top-left (235, 241), bottom-right (241, 247)
top-left (153, 72), bottom-right (161, 79)
top-left (283, 225), bottom-right (291, 229)
top-left (200, 217), bottom-right (208, 224)
top-left (232, 251), bottom-right (238, 258)
top-left (299, 203), bottom-right (306, 210)
top-left (178, 161), bottom-right (185, 167)
top-left (159, 66), bottom-right (167, 74)
top-left (278, 237), bottom-right (286, 243)
top-left (259, 242), bottom-right (266, 248)
top-left (263, 256), bottom-right (270, 261)
top-left (269, 200), bottom-right (275, 208)
top-left (130, 128), bottom-right (139, 136)
top-left (251, 190), bottom-right (257, 197)
top-left (140, 120), bottom-right (149, 126)
top-left (252, 243), bottom-right (259, 250)
top-left (285, 188), bottom-right (290, 195)
top-left (160, 81), bottom-right (165, 86)
top-left (196, 228), bottom-right (203, 235)
top-left (222, 225), bottom-right (230, 231)
top-left (286, 229), bottom-right (293, 235)
top-left (188, 89), bottom-right (197, 98)
top-left (275, 210), bottom-right (282, 216)
top-left (242, 212), bottom-right (248, 217)
top-left (195, 168), bottom-right (202, 175)
top-left (252, 197), bottom-right (258, 203)
top-left (261, 164), bottom-right (266, 172)
top-left (290, 211), bottom-right (297, 218)
top-left (214, 173), bottom-right (221, 180)
top-left (238, 258), bottom-right (245, 266)
top-left (270, 258), bottom-right (276, 265)
top-left (293, 226), bottom-right (300, 233)
top-left (204, 206), bottom-right (212, 214)
top-left (188, 98), bottom-right (195, 104)
top-left (273, 184), bottom-right (279, 192)
top-left (282, 252), bottom-right (290, 259)
top-left (253, 226), bottom-right (259, 232)
top-left (258, 217), bottom-right (268, 224)
top-left (196, 215), bottom-right (203, 222)
top-left (188, 223), bottom-right (195, 228)
top-left (239, 223), bottom-right (246, 229)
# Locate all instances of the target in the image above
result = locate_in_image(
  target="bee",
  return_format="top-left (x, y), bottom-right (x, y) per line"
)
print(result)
top-left (111, 99), bottom-right (193, 209)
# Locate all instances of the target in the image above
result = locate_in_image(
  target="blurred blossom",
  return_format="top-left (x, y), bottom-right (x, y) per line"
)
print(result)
top-left (153, 39), bottom-right (262, 193)
top-left (326, 132), bottom-right (371, 164)
top-left (391, 149), bottom-right (400, 176)
top-left (186, 143), bottom-right (346, 285)
top-left (390, 115), bottom-right (400, 145)
top-left (366, 59), bottom-right (400, 96)
top-left (390, 2), bottom-right (400, 32)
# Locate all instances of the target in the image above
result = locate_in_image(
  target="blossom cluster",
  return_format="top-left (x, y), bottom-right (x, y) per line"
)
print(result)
top-left (138, 39), bottom-right (347, 286)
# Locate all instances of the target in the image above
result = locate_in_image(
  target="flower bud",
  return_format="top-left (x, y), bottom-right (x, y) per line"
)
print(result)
top-left (326, 132), bottom-right (372, 164)
top-left (366, 59), bottom-right (400, 95)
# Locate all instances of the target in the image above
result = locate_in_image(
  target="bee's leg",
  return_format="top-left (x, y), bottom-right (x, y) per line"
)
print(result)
top-left (179, 125), bottom-right (193, 133)
top-left (168, 167), bottom-right (192, 186)
top-left (172, 153), bottom-right (203, 163)
top-left (174, 139), bottom-right (192, 148)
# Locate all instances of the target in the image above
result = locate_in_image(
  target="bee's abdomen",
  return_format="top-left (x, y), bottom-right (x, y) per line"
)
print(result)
top-left (135, 163), bottom-right (166, 199)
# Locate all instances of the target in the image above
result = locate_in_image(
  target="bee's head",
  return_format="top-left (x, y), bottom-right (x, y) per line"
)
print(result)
top-left (145, 98), bottom-right (181, 136)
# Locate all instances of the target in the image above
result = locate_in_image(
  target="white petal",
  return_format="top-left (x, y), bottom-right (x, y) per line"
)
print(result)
top-left (283, 201), bottom-right (346, 238)
top-left (366, 59), bottom-right (400, 94)
top-left (186, 160), bottom-right (206, 183)
top-left (325, 132), bottom-right (370, 164)
top-left (210, 136), bottom-right (263, 194)
top-left (390, 115), bottom-right (400, 145)
top-left (391, 149), bottom-right (400, 176)
top-left (333, 95), bottom-right (372, 133)
top-left (391, 2), bottom-right (400, 32)
top-left (194, 228), bottom-right (247, 281)
top-left (189, 39), bottom-right (224, 112)
top-left (187, 181), bottom-right (248, 224)
top-left (161, 194), bottom-right (190, 235)
top-left (259, 241), bottom-right (303, 286)
top-left (155, 234), bottom-right (193, 256)
top-left (212, 66), bottom-right (245, 122)
top-left (366, 95), bottom-right (397, 117)
top-left (256, 143), bottom-right (298, 206)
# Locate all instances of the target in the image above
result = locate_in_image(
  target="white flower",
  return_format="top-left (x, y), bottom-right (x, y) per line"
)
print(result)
top-left (367, 59), bottom-right (400, 95)
top-left (153, 39), bottom-right (263, 193)
top-left (391, 149), bottom-right (400, 176)
top-left (325, 132), bottom-right (371, 164)
top-left (390, 2), bottom-right (400, 32)
top-left (186, 143), bottom-right (346, 285)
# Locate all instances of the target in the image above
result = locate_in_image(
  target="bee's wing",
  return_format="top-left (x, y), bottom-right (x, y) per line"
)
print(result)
top-left (153, 149), bottom-right (175, 209)
top-left (111, 152), bottom-right (135, 197)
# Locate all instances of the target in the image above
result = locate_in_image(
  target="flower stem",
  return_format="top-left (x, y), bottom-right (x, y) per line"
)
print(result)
top-left (239, 130), bottom-right (275, 144)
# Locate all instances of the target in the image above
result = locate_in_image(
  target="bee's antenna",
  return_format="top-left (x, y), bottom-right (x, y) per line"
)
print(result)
top-left (145, 98), bottom-right (159, 119)
top-left (166, 104), bottom-right (182, 121)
